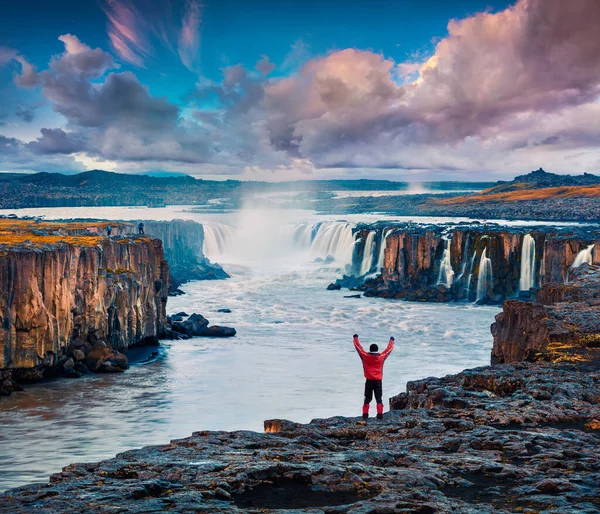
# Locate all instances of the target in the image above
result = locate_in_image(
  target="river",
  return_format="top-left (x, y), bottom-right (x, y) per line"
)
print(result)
top-left (0, 205), bottom-right (549, 491)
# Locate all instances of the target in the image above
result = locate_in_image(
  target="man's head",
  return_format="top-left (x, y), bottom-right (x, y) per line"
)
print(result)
top-left (369, 344), bottom-right (379, 353)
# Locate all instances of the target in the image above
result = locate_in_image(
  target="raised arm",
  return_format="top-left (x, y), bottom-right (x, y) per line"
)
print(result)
top-left (381, 337), bottom-right (395, 359)
top-left (353, 334), bottom-right (367, 358)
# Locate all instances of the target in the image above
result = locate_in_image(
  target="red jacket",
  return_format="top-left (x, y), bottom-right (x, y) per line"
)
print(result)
top-left (354, 336), bottom-right (394, 380)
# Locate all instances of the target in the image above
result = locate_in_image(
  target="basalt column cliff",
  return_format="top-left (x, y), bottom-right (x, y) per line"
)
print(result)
top-left (345, 223), bottom-right (600, 304)
top-left (0, 220), bottom-right (169, 394)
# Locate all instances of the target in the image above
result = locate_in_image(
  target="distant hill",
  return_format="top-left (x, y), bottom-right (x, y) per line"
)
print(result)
top-left (485, 168), bottom-right (600, 194)
top-left (16, 170), bottom-right (199, 187)
top-left (0, 169), bottom-right (492, 209)
top-left (0, 173), bottom-right (28, 181)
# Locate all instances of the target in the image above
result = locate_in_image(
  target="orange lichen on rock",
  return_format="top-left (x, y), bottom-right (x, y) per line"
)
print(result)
top-left (435, 185), bottom-right (600, 205)
top-left (0, 232), bottom-right (103, 248)
top-left (0, 219), bottom-right (136, 249)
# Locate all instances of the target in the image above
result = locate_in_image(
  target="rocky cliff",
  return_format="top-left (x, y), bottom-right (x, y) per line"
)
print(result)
top-left (85, 219), bottom-right (228, 292)
top-left (491, 263), bottom-right (600, 364)
top-left (0, 220), bottom-right (169, 392)
top-left (345, 223), bottom-right (600, 304)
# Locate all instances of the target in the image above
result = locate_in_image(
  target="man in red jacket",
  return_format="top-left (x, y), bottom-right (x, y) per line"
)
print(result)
top-left (353, 334), bottom-right (395, 420)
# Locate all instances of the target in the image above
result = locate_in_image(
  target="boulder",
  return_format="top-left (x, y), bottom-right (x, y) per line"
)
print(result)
top-left (106, 351), bottom-right (129, 370)
top-left (62, 358), bottom-right (75, 372)
top-left (84, 347), bottom-right (111, 371)
top-left (195, 326), bottom-right (236, 338)
top-left (170, 313), bottom-right (210, 337)
top-left (72, 349), bottom-right (85, 361)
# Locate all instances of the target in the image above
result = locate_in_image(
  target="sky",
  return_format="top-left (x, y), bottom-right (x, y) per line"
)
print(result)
top-left (0, 0), bottom-right (599, 181)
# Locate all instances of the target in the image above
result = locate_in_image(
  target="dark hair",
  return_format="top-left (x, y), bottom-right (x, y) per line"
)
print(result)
top-left (369, 344), bottom-right (379, 352)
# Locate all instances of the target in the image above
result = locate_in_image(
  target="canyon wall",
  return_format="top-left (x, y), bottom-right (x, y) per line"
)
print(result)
top-left (348, 224), bottom-right (600, 304)
top-left (0, 233), bottom-right (169, 379)
top-left (491, 264), bottom-right (600, 364)
top-left (89, 219), bottom-right (228, 289)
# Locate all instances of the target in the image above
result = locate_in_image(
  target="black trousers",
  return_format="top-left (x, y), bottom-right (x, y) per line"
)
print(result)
top-left (364, 379), bottom-right (383, 404)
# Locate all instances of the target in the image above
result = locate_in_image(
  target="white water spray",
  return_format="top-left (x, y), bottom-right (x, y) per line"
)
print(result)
top-left (437, 239), bottom-right (455, 288)
top-left (476, 248), bottom-right (493, 303)
top-left (309, 222), bottom-right (356, 269)
top-left (571, 244), bottom-right (595, 268)
top-left (202, 223), bottom-right (235, 260)
top-left (519, 234), bottom-right (536, 290)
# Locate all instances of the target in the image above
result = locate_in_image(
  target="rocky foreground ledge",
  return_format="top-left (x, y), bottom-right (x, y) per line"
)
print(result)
top-left (1, 361), bottom-right (599, 513)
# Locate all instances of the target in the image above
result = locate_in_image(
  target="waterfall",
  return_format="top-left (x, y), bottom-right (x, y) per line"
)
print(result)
top-left (375, 229), bottom-right (393, 273)
top-left (202, 223), bottom-right (235, 260)
top-left (291, 223), bottom-right (314, 247)
top-left (571, 244), bottom-right (595, 268)
top-left (519, 234), bottom-right (536, 290)
top-left (465, 253), bottom-right (477, 300)
top-left (309, 222), bottom-right (355, 267)
top-left (359, 231), bottom-right (377, 276)
top-left (285, 221), bottom-right (356, 273)
top-left (437, 239), bottom-right (455, 288)
top-left (476, 248), bottom-right (493, 303)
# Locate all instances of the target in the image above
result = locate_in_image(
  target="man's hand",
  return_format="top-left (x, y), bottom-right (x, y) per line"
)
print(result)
top-left (353, 334), bottom-right (358, 339)
top-left (390, 336), bottom-right (395, 341)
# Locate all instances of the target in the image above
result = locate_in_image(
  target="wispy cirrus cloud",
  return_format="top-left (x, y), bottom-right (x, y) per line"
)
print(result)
top-left (178, 0), bottom-right (203, 72)
top-left (100, 0), bottom-right (155, 67)
top-left (100, 0), bottom-right (202, 70)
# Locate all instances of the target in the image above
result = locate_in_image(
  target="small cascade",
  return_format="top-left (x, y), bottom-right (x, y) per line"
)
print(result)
top-left (309, 222), bottom-right (355, 268)
top-left (437, 239), bottom-right (455, 288)
top-left (571, 244), bottom-right (595, 268)
top-left (519, 234), bottom-right (536, 290)
top-left (375, 229), bottom-right (393, 273)
top-left (476, 248), bottom-right (493, 303)
top-left (455, 239), bottom-right (470, 283)
top-left (202, 223), bottom-right (235, 260)
top-left (465, 253), bottom-right (477, 299)
top-left (359, 231), bottom-right (377, 276)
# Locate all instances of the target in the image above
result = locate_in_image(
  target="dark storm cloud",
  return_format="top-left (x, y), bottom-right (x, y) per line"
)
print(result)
top-left (27, 128), bottom-right (86, 154)
top-left (0, 135), bottom-right (22, 154)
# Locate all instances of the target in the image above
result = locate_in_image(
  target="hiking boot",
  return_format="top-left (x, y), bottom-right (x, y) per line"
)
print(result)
top-left (376, 413), bottom-right (383, 420)
top-left (362, 413), bottom-right (368, 420)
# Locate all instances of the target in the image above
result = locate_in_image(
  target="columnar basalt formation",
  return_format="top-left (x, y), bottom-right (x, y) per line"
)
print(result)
top-left (85, 219), bottom-right (228, 292)
top-left (346, 223), bottom-right (600, 304)
top-left (0, 220), bottom-right (169, 393)
top-left (491, 264), bottom-right (600, 365)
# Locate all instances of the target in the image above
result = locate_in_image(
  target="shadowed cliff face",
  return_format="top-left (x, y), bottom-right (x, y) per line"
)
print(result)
top-left (0, 236), bottom-right (169, 371)
top-left (491, 264), bottom-right (600, 365)
top-left (348, 224), bottom-right (600, 304)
